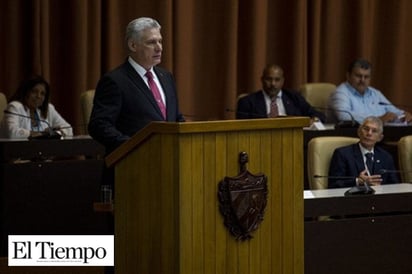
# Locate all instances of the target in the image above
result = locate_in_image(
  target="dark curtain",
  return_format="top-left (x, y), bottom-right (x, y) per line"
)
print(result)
top-left (1, 0), bottom-right (412, 134)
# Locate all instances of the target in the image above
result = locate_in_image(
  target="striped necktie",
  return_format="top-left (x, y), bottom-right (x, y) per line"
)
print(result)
top-left (268, 98), bottom-right (279, 118)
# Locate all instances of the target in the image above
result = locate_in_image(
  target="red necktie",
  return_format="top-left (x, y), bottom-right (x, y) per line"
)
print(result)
top-left (268, 98), bottom-right (279, 118)
top-left (145, 71), bottom-right (166, 119)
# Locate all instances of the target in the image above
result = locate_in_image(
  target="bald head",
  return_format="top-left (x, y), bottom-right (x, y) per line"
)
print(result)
top-left (261, 64), bottom-right (285, 98)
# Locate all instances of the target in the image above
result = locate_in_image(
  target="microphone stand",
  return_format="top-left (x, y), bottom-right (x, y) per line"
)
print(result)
top-left (343, 173), bottom-right (375, 196)
top-left (334, 109), bottom-right (359, 128)
top-left (344, 183), bottom-right (375, 196)
top-left (28, 130), bottom-right (61, 140)
top-left (313, 175), bottom-right (375, 196)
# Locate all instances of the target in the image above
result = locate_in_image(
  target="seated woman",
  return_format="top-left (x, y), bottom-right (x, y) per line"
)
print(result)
top-left (0, 75), bottom-right (73, 139)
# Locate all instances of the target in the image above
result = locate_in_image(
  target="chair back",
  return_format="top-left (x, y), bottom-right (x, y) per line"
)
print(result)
top-left (0, 92), bottom-right (7, 121)
top-left (308, 136), bottom-right (359, 189)
top-left (80, 89), bottom-right (95, 134)
top-left (398, 135), bottom-right (412, 183)
top-left (299, 83), bottom-right (336, 111)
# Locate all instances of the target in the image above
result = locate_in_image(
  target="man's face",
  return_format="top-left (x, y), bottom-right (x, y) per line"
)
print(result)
top-left (130, 28), bottom-right (162, 70)
top-left (357, 121), bottom-right (383, 150)
top-left (347, 66), bottom-right (371, 94)
top-left (261, 68), bottom-right (284, 98)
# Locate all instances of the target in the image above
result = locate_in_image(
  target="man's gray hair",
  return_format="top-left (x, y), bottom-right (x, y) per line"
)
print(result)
top-left (361, 116), bottom-right (383, 133)
top-left (125, 17), bottom-right (161, 44)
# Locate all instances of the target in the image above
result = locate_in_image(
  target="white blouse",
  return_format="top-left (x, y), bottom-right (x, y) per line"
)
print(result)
top-left (0, 101), bottom-right (73, 139)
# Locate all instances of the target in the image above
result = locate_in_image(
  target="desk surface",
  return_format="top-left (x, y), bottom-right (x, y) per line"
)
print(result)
top-left (304, 183), bottom-right (412, 217)
top-left (304, 183), bottom-right (412, 199)
top-left (304, 183), bottom-right (412, 274)
top-left (0, 135), bottom-right (105, 160)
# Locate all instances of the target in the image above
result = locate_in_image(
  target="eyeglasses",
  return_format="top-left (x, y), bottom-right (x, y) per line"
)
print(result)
top-left (361, 125), bottom-right (381, 134)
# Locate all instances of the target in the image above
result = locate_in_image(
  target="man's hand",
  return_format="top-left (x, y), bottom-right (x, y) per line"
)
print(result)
top-left (309, 116), bottom-right (320, 125)
top-left (379, 112), bottom-right (398, 123)
top-left (358, 169), bottom-right (382, 186)
top-left (401, 111), bottom-right (412, 123)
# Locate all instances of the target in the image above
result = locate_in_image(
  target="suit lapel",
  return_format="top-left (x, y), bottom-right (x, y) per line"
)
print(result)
top-left (123, 61), bottom-right (149, 93)
top-left (373, 149), bottom-right (384, 174)
top-left (123, 62), bottom-right (164, 118)
top-left (281, 91), bottom-right (290, 114)
top-left (353, 144), bottom-right (366, 172)
top-left (256, 91), bottom-right (268, 117)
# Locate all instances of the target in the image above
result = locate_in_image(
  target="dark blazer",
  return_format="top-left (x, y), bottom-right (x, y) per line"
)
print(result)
top-left (328, 143), bottom-right (398, 188)
top-left (236, 90), bottom-right (325, 121)
top-left (88, 60), bottom-right (184, 153)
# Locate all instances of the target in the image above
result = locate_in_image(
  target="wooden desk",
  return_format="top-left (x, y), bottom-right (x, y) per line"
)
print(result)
top-left (304, 184), bottom-right (412, 274)
top-left (0, 136), bottom-right (105, 160)
top-left (0, 136), bottom-right (110, 257)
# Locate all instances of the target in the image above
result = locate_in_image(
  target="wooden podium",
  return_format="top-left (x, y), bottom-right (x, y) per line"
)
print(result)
top-left (106, 117), bottom-right (309, 274)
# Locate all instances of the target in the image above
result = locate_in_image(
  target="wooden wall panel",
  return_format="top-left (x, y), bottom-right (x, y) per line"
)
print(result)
top-left (113, 118), bottom-right (306, 274)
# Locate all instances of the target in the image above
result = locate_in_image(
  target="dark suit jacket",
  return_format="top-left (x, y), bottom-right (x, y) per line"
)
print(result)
top-left (88, 60), bottom-right (184, 153)
top-left (328, 143), bottom-right (398, 188)
top-left (236, 89), bottom-right (325, 122)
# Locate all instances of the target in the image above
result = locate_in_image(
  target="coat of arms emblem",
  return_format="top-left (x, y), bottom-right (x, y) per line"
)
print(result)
top-left (218, 152), bottom-right (268, 240)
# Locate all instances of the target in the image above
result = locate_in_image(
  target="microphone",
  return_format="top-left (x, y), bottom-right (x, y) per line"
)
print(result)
top-left (378, 101), bottom-right (412, 110)
top-left (378, 169), bottom-right (412, 183)
top-left (313, 174), bottom-right (375, 196)
top-left (378, 101), bottom-right (412, 115)
top-left (313, 106), bottom-right (359, 128)
top-left (55, 125), bottom-right (73, 130)
top-left (378, 169), bottom-right (404, 174)
top-left (313, 174), bottom-right (356, 179)
top-left (4, 110), bottom-right (62, 140)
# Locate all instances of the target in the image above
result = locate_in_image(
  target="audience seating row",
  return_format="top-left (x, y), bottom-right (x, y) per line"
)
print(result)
top-left (6, 88), bottom-right (412, 190)
top-left (8, 82), bottom-right (334, 135)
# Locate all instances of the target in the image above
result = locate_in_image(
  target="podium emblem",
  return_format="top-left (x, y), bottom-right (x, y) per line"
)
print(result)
top-left (218, 152), bottom-right (268, 241)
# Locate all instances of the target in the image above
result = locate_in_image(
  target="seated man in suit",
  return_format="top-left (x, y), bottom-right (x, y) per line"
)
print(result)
top-left (236, 64), bottom-right (325, 123)
top-left (328, 116), bottom-right (398, 188)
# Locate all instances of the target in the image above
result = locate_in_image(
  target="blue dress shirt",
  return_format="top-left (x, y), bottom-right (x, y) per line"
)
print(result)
top-left (328, 82), bottom-right (404, 124)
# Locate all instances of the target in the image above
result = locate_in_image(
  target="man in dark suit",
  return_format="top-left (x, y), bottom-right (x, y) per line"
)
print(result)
top-left (89, 17), bottom-right (184, 153)
top-left (88, 17), bottom-right (185, 274)
top-left (236, 64), bottom-right (325, 123)
top-left (328, 116), bottom-right (398, 188)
